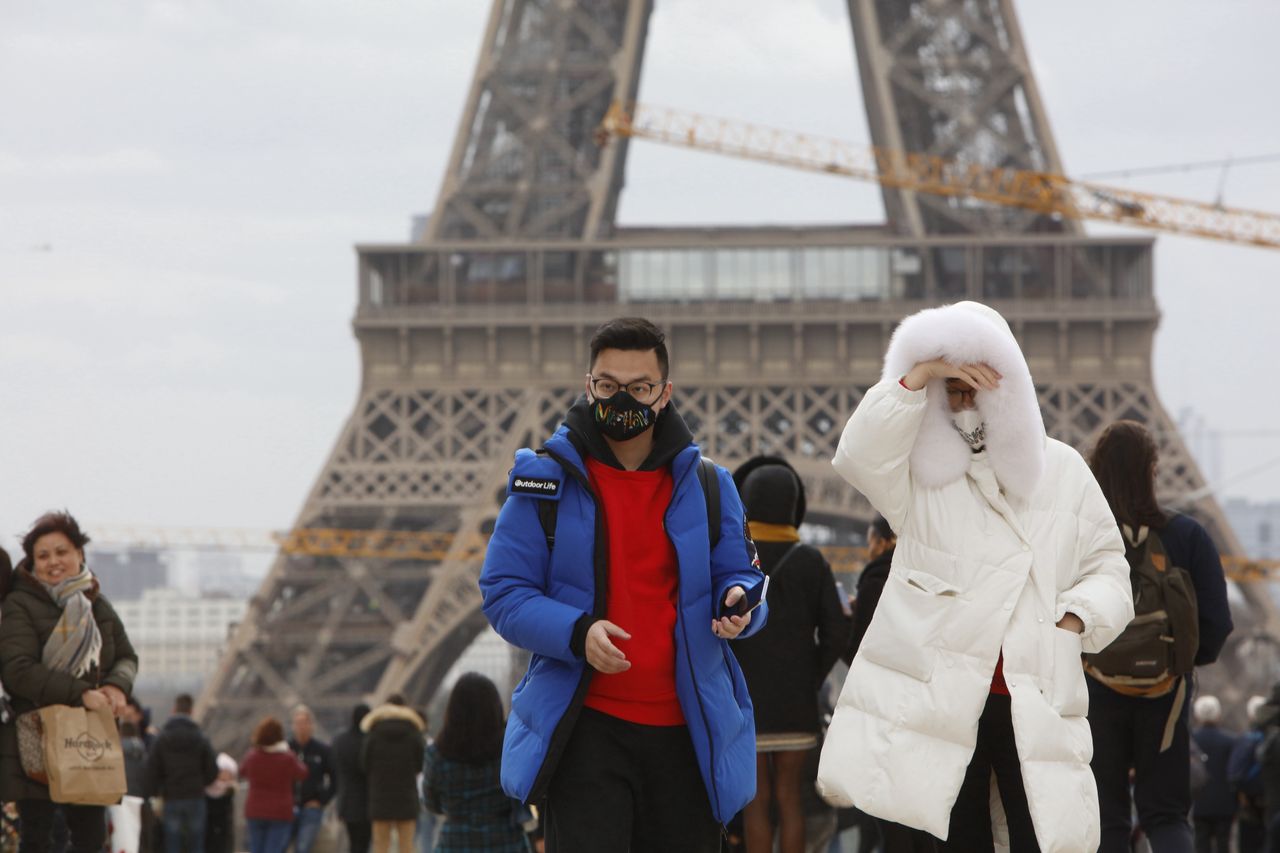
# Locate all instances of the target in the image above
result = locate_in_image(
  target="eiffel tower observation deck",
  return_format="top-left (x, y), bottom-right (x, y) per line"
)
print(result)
top-left (197, 0), bottom-right (1264, 746)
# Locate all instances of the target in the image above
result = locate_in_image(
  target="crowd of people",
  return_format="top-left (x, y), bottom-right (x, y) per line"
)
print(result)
top-left (0, 306), bottom-right (1270, 853)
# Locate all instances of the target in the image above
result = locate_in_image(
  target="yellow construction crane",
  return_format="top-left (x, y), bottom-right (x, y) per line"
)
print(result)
top-left (88, 525), bottom-right (1280, 583)
top-left (595, 102), bottom-right (1280, 251)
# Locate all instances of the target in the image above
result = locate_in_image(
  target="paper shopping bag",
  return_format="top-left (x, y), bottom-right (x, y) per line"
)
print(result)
top-left (40, 704), bottom-right (127, 805)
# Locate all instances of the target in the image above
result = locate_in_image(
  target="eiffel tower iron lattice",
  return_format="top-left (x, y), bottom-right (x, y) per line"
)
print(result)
top-left (197, 0), bottom-right (1271, 747)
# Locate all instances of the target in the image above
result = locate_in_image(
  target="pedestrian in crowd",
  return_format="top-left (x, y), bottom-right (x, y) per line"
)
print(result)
top-left (145, 693), bottom-right (219, 853)
top-left (289, 705), bottom-right (336, 853)
top-left (361, 695), bottom-right (426, 853)
top-left (842, 515), bottom-right (894, 668)
top-left (1229, 695), bottom-right (1269, 853)
top-left (730, 456), bottom-right (848, 853)
top-left (0, 511), bottom-right (139, 853)
top-left (332, 703), bottom-right (372, 853)
top-left (479, 317), bottom-right (768, 852)
top-left (837, 514), bottom-right (937, 853)
top-left (241, 716), bottom-right (308, 853)
top-left (1085, 420), bottom-right (1233, 852)
top-left (121, 720), bottom-right (155, 853)
top-left (412, 709), bottom-right (437, 853)
top-left (1191, 695), bottom-right (1238, 853)
top-left (204, 753), bottom-right (238, 853)
top-left (421, 673), bottom-right (525, 853)
top-left (816, 301), bottom-right (1135, 852)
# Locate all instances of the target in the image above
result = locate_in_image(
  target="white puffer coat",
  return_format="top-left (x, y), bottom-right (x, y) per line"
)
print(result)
top-left (816, 302), bottom-right (1134, 852)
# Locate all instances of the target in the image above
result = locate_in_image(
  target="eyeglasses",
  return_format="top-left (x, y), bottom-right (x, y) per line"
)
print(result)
top-left (589, 375), bottom-right (667, 403)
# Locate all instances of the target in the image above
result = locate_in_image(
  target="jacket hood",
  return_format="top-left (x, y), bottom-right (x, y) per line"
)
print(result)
top-left (360, 704), bottom-right (425, 734)
top-left (733, 456), bottom-right (807, 526)
top-left (561, 393), bottom-right (695, 471)
top-left (882, 301), bottom-right (1046, 500)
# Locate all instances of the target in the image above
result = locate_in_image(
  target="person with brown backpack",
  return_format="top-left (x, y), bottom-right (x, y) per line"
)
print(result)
top-left (1085, 421), bottom-right (1234, 852)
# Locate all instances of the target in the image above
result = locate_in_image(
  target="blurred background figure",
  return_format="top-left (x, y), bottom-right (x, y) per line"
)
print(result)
top-left (1190, 695), bottom-right (1237, 853)
top-left (204, 753), bottom-right (238, 853)
top-left (240, 716), bottom-right (307, 853)
top-left (422, 673), bottom-right (526, 853)
top-left (1229, 695), bottom-right (1269, 853)
top-left (333, 703), bottom-right (372, 853)
top-left (731, 456), bottom-right (849, 853)
top-left (360, 695), bottom-right (425, 853)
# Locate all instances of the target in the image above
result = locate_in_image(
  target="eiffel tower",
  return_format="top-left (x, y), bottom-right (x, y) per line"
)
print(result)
top-left (198, 0), bottom-right (1265, 746)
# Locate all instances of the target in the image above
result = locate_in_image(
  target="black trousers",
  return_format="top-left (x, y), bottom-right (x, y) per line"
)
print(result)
top-left (545, 708), bottom-right (720, 853)
top-left (17, 800), bottom-right (106, 853)
top-left (1088, 678), bottom-right (1194, 853)
top-left (942, 693), bottom-right (1040, 853)
top-left (205, 796), bottom-right (235, 853)
top-left (879, 819), bottom-right (939, 853)
top-left (345, 820), bottom-right (372, 853)
top-left (1194, 816), bottom-right (1232, 853)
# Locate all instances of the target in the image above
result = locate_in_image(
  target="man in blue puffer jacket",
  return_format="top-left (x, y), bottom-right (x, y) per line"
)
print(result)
top-left (479, 317), bottom-right (768, 853)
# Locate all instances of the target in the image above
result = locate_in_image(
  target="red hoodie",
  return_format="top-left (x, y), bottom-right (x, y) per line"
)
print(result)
top-left (240, 746), bottom-right (308, 821)
top-left (582, 457), bottom-right (686, 726)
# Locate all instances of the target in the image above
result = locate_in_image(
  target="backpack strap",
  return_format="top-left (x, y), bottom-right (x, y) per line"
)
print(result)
top-left (697, 457), bottom-right (721, 551)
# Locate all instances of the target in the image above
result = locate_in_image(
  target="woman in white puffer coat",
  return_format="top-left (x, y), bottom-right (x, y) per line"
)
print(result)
top-left (816, 302), bottom-right (1135, 853)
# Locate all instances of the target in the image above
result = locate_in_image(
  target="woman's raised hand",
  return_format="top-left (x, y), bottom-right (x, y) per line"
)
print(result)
top-left (902, 360), bottom-right (1001, 392)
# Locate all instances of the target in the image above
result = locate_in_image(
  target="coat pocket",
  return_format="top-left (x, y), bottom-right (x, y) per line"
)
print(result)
top-left (856, 569), bottom-right (957, 682)
top-left (1049, 627), bottom-right (1089, 717)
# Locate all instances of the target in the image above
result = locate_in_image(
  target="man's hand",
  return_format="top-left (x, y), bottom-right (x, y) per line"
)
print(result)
top-left (903, 360), bottom-right (1001, 393)
top-left (585, 620), bottom-right (632, 674)
top-left (305, 800), bottom-right (322, 809)
top-left (713, 587), bottom-right (752, 640)
top-left (1056, 612), bottom-right (1085, 634)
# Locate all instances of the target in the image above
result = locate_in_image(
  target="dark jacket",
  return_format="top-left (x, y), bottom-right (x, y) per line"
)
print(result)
top-left (241, 747), bottom-right (309, 822)
top-left (422, 744), bottom-right (524, 853)
top-left (145, 714), bottom-right (218, 801)
top-left (478, 398), bottom-right (767, 821)
top-left (288, 737), bottom-right (336, 807)
top-left (360, 704), bottom-right (426, 821)
top-left (331, 727), bottom-right (369, 823)
top-left (0, 568), bottom-right (138, 801)
top-left (1159, 513), bottom-right (1233, 667)
top-left (731, 541), bottom-right (849, 734)
top-left (842, 547), bottom-right (893, 666)
top-left (122, 735), bottom-right (147, 798)
top-left (1192, 724), bottom-right (1240, 819)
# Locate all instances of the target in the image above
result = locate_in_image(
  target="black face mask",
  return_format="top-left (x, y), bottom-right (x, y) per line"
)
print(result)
top-left (592, 391), bottom-right (657, 442)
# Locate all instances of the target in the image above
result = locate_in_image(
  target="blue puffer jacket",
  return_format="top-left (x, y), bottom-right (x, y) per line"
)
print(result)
top-left (479, 424), bottom-right (768, 824)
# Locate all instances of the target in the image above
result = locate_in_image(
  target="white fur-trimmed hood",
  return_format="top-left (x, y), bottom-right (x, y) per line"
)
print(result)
top-left (881, 301), bottom-right (1046, 500)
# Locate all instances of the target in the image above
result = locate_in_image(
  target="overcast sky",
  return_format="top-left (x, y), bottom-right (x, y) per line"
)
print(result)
top-left (2, 0), bottom-right (1279, 547)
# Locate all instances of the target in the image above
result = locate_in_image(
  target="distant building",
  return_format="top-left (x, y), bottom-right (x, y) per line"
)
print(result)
top-left (114, 588), bottom-right (248, 691)
top-left (92, 547), bottom-right (170, 602)
top-left (1226, 498), bottom-right (1280, 560)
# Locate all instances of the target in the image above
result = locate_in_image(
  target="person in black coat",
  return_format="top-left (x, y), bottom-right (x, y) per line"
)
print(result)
top-left (1191, 695), bottom-right (1239, 853)
top-left (145, 694), bottom-right (219, 853)
top-left (331, 704), bottom-right (372, 853)
top-left (730, 456), bottom-right (849, 853)
top-left (360, 695), bottom-right (426, 853)
top-left (842, 514), bottom-right (895, 667)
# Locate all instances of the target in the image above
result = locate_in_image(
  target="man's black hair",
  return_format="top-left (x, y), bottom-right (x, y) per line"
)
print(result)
top-left (870, 514), bottom-right (895, 542)
top-left (589, 317), bottom-right (669, 380)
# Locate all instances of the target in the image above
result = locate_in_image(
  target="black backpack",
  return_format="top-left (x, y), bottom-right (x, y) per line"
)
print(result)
top-left (1084, 524), bottom-right (1199, 689)
top-left (534, 454), bottom-right (721, 552)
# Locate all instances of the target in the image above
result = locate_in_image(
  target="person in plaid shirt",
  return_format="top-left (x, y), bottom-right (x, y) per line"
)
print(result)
top-left (422, 674), bottom-right (526, 853)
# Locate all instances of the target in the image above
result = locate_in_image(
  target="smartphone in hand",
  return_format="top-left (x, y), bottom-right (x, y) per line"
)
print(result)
top-left (720, 576), bottom-right (769, 619)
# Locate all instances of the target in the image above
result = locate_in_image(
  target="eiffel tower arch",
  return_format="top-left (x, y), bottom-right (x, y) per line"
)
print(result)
top-left (198, 0), bottom-right (1269, 746)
